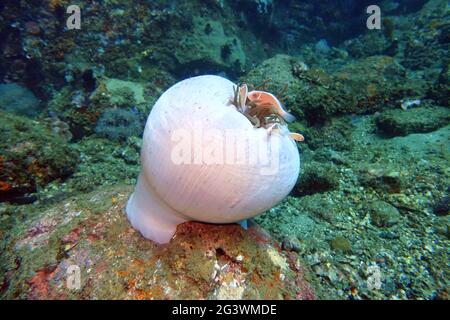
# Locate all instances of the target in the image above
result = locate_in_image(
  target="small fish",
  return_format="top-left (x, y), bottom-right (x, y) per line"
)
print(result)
top-left (289, 132), bottom-right (305, 142)
top-left (247, 90), bottom-right (296, 122)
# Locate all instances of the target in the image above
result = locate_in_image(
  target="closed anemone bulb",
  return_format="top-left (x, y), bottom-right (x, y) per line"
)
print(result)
top-left (126, 75), bottom-right (301, 243)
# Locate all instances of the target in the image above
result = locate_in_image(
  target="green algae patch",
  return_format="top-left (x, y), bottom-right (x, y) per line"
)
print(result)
top-left (330, 236), bottom-right (352, 253)
top-left (0, 112), bottom-right (79, 203)
top-left (375, 106), bottom-right (450, 137)
top-left (104, 78), bottom-right (146, 105)
top-left (63, 136), bottom-right (140, 194)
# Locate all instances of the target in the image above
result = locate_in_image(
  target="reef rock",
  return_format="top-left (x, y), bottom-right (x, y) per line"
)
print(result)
top-left (369, 201), bottom-right (402, 228)
top-left (0, 112), bottom-right (79, 204)
top-left (0, 83), bottom-right (41, 117)
top-left (0, 185), bottom-right (316, 300)
top-left (242, 54), bottom-right (300, 99)
top-left (375, 106), bottom-right (450, 137)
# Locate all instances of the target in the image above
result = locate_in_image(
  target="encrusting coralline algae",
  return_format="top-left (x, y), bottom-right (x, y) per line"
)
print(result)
top-left (0, 0), bottom-right (449, 300)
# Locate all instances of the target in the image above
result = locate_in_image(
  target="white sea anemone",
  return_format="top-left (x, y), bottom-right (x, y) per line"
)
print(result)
top-left (126, 75), bottom-right (301, 243)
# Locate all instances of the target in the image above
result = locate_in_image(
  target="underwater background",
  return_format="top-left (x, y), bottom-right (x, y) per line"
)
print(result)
top-left (0, 0), bottom-right (448, 300)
